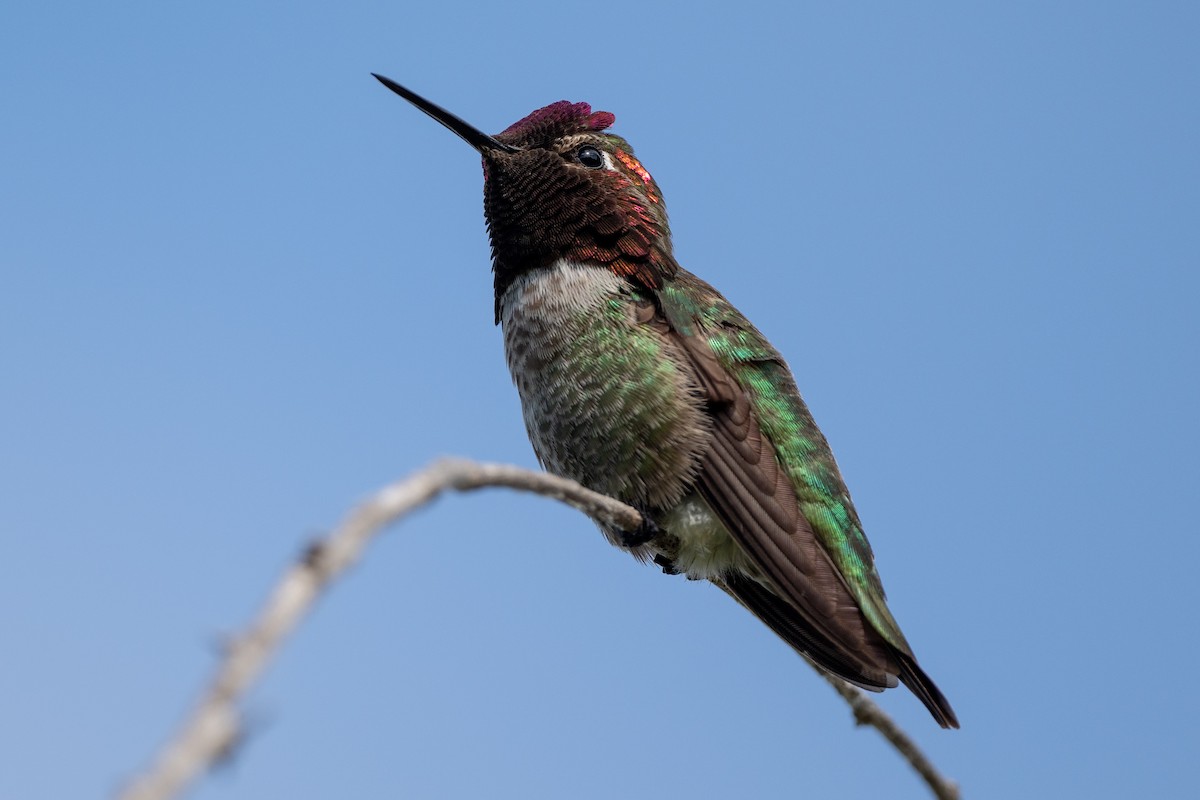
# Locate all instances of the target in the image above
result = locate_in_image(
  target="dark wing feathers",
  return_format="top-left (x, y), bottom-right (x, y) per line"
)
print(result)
top-left (686, 340), bottom-right (899, 688)
top-left (716, 572), bottom-right (894, 691)
top-left (649, 272), bottom-right (959, 728)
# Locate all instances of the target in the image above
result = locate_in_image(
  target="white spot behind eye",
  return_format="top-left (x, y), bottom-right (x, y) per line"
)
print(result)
top-left (601, 151), bottom-right (618, 172)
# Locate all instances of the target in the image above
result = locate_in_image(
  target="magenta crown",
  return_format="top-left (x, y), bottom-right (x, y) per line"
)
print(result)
top-left (496, 101), bottom-right (616, 148)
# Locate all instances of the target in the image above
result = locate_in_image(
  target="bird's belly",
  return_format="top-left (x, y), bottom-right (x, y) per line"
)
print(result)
top-left (500, 262), bottom-right (754, 580)
top-left (658, 492), bottom-right (754, 580)
top-left (500, 262), bottom-right (711, 509)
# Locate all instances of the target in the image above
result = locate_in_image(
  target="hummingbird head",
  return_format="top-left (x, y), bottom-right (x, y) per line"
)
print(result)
top-left (373, 74), bottom-right (675, 321)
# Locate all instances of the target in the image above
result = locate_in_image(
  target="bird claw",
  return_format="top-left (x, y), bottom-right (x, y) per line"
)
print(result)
top-left (653, 554), bottom-right (680, 575)
top-left (618, 513), bottom-right (662, 548)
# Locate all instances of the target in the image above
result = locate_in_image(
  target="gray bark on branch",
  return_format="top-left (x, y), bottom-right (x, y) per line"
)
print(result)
top-left (116, 457), bottom-right (958, 800)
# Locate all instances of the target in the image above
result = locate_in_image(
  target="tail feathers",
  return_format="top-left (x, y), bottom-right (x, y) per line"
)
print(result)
top-left (716, 574), bottom-right (960, 729)
top-left (895, 651), bottom-right (959, 729)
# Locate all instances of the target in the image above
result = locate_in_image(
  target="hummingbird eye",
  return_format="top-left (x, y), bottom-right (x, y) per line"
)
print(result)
top-left (576, 146), bottom-right (605, 169)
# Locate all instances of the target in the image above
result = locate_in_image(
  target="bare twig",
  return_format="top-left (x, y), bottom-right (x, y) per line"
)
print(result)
top-left (116, 457), bottom-right (957, 800)
top-left (821, 672), bottom-right (961, 800)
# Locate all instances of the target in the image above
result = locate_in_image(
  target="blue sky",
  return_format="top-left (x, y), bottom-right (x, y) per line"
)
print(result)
top-left (3, 2), bottom-right (1198, 798)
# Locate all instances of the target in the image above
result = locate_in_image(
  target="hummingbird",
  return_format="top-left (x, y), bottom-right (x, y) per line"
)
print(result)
top-left (372, 74), bottom-right (958, 729)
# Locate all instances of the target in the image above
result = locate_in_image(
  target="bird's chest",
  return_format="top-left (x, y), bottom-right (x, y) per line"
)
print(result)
top-left (498, 262), bottom-right (710, 510)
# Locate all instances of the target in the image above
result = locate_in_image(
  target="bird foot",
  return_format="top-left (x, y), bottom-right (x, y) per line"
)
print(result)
top-left (617, 512), bottom-right (662, 548)
top-left (652, 554), bottom-right (680, 575)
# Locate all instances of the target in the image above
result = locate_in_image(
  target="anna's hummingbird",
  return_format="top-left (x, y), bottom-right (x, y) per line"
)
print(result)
top-left (373, 74), bottom-right (958, 729)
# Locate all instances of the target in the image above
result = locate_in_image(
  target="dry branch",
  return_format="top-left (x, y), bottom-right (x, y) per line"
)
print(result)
top-left (116, 457), bottom-right (957, 800)
top-left (821, 672), bottom-right (960, 799)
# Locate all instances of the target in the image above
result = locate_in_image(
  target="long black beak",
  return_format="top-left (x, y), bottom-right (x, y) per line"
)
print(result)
top-left (371, 73), bottom-right (520, 155)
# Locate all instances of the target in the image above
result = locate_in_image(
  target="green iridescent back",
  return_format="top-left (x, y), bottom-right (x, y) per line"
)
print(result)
top-left (656, 275), bottom-right (913, 655)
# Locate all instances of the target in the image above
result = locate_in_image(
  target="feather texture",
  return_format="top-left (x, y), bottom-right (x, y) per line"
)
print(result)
top-left (373, 78), bottom-right (960, 728)
top-left (481, 98), bottom-right (959, 729)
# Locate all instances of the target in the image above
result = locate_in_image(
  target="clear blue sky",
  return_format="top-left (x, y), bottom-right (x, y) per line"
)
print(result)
top-left (3, 2), bottom-right (1197, 798)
